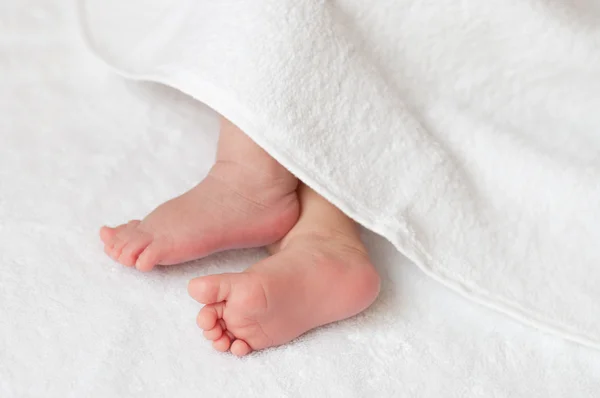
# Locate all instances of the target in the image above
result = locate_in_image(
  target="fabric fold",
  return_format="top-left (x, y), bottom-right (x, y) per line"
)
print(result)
top-left (77, 0), bottom-right (600, 349)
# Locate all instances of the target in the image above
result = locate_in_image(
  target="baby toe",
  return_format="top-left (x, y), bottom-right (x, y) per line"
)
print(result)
top-left (103, 243), bottom-right (114, 257)
top-left (119, 234), bottom-right (153, 267)
top-left (103, 220), bottom-right (137, 244)
top-left (108, 236), bottom-right (127, 259)
top-left (109, 222), bottom-right (140, 259)
top-left (230, 339), bottom-right (252, 357)
top-left (135, 241), bottom-right (166, 272)
top-left (99, 226), bottom-right (119, 244)
top-left (203, 325), bottom-right (224, 341)
top-left (196, 303), bottom-right (224, 330)
top-left (188, 273), bottom-right (238, 305)
top-left (212, 334), bottom-right (232, 352)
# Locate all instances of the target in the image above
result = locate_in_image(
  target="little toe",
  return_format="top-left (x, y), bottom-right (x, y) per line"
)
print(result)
top-left (230, 339), bottom-right (252, 357)
top-left (203, 325), bottom-right (224, 341)
top-left (119, 234), bottom-right (153, 267)
top-left (212, 334), bottom-right (232, 352)
top-left (196, 303), bottom-right (225, 330)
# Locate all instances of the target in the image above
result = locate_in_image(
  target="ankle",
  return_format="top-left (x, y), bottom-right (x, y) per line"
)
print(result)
top-left (209, 160), bottom-right (299, 197)
top-left (267, 224), bottom-right (367, 258)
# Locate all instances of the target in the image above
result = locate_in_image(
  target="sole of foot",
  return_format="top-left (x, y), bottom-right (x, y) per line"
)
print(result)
top-left (188, 230), bottom-right (380, 356)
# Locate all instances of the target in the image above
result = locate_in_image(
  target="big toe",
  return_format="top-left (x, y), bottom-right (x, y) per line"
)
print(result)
top-left (188, 273), bottom-right (238, 305)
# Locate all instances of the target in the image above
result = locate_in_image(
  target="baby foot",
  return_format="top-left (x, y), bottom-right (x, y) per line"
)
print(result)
top-left (188, 231), bottom-right (380, 356)
top-left (100, 161), bottom-right (299, 271)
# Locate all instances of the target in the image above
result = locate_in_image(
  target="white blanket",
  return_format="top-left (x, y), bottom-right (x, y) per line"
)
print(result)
top-left (2, 1), bottom-right (600, 397)
top-left (78, 0), bottom-right (600, 348)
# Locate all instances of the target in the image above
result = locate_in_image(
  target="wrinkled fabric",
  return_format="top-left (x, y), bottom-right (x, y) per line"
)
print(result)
top-left (78, 0), bottom-right (600, 347)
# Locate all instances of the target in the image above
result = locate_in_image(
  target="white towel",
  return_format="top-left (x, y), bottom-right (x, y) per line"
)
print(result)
top-left (3, 2), bottom-right (600, 396)
top-left (78, 0), bottom-right (600, 348)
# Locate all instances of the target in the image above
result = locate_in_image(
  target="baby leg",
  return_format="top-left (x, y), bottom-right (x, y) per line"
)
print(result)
top-left (100, 117), bottom-right (300, 271)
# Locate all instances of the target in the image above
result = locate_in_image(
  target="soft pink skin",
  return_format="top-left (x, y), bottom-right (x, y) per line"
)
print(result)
top-left (188, 183), bottom-right (380, 356)
top-left (100, 118), bottom-right (380, 356)
top-left (100, 118), bottom-right (300, 271)
top-left (99, 164), bottom-right (299, 271)
top-left (188, 232), bottom-right (380, 356)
